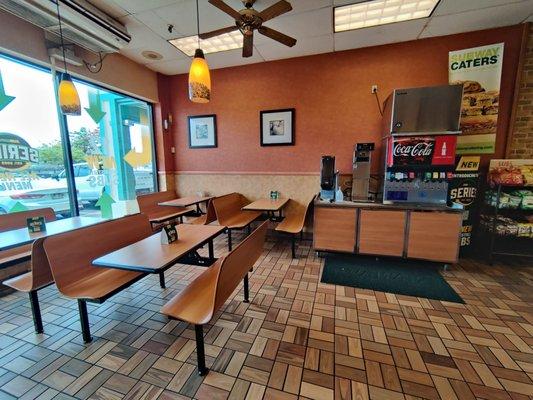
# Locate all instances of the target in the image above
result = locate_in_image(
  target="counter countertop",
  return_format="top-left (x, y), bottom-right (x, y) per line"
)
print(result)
top-left (314, 199), bottom-right (463, 213)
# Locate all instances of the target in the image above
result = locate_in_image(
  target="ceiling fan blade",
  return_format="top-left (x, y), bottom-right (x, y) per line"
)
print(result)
top-left (208, 0), bottom-right (242, 20)
top-left (243, 32), bottom-right (253, 57)
top-left (258, 26), bottom-right (296, 47)
top-left (258, 0), bottom-right (292, 22)
top-left (199, 26), bottom-right (238, 40)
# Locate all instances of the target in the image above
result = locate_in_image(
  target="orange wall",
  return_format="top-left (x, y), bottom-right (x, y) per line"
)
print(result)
top-left (166, 24), bottom-right (524, 174)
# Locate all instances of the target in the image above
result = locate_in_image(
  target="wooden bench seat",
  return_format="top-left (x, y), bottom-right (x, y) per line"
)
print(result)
top-left (275, 197), bottom-right (314, 258)
top-left (43, 214), bottom-right (153, 342)
top-left (212, 193), bottom-right (261, 250)
top-left (137, 191), bottom-right (193, 228)
top-left (161, 221), bottom-right (268, 376)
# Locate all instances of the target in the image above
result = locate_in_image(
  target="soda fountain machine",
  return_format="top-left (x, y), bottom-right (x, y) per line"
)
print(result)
top-left (381, 85), bottom-right (464, 206)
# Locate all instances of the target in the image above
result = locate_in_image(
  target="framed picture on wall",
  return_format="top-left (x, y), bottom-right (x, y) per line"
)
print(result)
top-left (260, 108), bottom-right (295, 146)
top-left (188, 114), bottom-right (217, 148)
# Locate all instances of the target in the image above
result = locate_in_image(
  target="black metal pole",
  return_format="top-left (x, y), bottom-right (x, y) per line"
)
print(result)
top-left (227, 229), bottom-right (232, 251)
top-left (159, 272), bottom-right (166, 289)
top-left (208, 240), bottom-right (214, 260)
top-left (29, 291), bottom-right (43, 334)
top-left (291, 234), bottom-right (296, 259)
top-left (78, 300), bottom-right (92, 343)
top-left (243, 273), bottom-right (249, 303)
top-left (195, 324), bottom-right (208, 376)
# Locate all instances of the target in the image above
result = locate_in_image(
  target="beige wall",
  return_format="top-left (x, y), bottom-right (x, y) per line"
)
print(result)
top-left (175, 173), bottom-right (319, 212)
top-left (0, 10), bottom-right (158, 102)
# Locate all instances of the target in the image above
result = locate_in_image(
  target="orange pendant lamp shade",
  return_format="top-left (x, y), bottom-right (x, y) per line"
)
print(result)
top-left (188, 48), bottom-right (211, 103)
top-left (58, 73), bottom-right (81, 116)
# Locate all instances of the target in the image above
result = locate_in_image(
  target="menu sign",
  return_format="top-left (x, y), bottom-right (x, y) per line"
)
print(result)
top-left (27, 216), bottom-right (46, 233)
top-left (161, 224), bottom-right (178, 244)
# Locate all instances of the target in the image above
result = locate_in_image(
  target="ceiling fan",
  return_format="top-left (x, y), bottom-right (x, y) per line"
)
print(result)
top-left (199, 0), bottom-right (297, 58)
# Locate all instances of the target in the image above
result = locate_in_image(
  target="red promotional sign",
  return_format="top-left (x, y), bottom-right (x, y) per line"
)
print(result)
top-left (432, 136), bottom-right (457, 165)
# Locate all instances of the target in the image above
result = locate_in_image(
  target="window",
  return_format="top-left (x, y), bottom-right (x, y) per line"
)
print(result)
top-left (0, 54), bottom-right (157, 219)
top-left (0, 56), bottom-right (71, 217)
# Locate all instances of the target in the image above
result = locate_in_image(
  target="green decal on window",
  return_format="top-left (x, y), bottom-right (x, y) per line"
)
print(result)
top-left (0, 70), bottom-right (15, 112)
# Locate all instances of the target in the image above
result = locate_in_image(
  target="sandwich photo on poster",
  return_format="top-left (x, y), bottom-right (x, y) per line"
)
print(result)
top-left (449, 43), bottom-right (504, 154)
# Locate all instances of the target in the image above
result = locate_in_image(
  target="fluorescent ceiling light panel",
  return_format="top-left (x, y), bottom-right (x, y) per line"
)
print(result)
top-left (168, 31), bottom-right (243, 56)
top-left (334, 0), bottom-right (439, 32)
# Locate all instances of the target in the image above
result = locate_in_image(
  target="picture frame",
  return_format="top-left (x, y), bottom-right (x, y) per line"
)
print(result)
top-left (188, 114), bottom-right (217, 149)
top-left (260, 108), bottom-right (295, 146)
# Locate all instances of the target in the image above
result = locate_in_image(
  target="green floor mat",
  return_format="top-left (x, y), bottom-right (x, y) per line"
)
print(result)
top-left (321, 254), bottom-right (464, 303)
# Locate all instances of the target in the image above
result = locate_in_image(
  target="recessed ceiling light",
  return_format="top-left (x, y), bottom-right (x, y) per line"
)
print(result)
top-left (141, 50), bottom-right (163, 60)
top-left (168, 31), bottom-right (243, 57)
top-left (334, 0), bottom-right (440, 33)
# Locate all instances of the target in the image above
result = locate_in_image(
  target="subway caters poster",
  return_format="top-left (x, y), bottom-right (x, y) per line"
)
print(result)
top-left (449, 43), bottom-right (504, 155)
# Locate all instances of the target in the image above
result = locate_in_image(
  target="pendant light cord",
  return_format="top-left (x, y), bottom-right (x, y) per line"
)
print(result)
top-left (55, 0), bottom-right (68, 73)
top-left (196, 0), bottom-right (200, 48)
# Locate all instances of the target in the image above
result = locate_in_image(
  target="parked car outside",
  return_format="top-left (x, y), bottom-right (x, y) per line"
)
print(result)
top-left (0, 175), bottom-right (71, 216)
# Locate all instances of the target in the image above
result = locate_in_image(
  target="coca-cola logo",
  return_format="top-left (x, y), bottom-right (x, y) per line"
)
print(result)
top-left (393, 142), bottom-right (434, 157)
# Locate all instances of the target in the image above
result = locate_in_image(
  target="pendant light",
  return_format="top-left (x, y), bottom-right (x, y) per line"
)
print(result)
top-left (188, 0), bottom-right (211, 103)
top-left (56, 0), bottom-right (81, 115)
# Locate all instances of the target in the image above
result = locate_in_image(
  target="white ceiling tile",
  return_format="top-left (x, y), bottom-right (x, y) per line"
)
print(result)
top-left (420, 1), bottom-right (532, 38)
top-left (334, 18), bottom-right (426, 51)
top-left (112, 0), bottom-right (181, 14)
top-left (87, 0), bottom-right (129, 18)
top-left (433, 0), bottom-right (528, 16)
top-left (120, 41), bottom-right (189, 66)
top-left (144, 58), bottom-right (193, 75)
top-left (203, 47), bottom-right (264, 69)
top-left (119, 15), bottom-right (166, 49)
top-left (255, 6), bottom-right (332, 44)
top-left (256, 33), bottom-right (333, 60)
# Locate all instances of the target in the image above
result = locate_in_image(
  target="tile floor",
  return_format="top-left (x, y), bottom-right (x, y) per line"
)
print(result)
top-left (0, 232), bottom-right (532, 400)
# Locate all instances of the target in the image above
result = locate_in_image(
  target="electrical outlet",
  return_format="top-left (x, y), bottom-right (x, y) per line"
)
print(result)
top-left (371, 85), bottom-right (378, 94)
top-left (170, 147), bottom-right (175, 154)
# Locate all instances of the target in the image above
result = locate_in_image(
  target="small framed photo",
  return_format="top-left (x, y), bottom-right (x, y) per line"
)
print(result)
top-left (188, 114), bottom-right (217, 148)
top-left (260, 108), bottom-right (295, 146)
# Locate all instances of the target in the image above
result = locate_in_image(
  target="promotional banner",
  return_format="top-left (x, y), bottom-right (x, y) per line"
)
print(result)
top-left (448, 156), bottom-right (481, 251)
top-left (389, 136), bottom-right (456, 167)
top-left (449, 43), bottom-right (504, 155)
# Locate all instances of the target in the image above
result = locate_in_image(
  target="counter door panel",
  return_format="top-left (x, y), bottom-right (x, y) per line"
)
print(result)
top-left (407, 212), bottom-right (462, 263)
top-left (359, 210), bottom-right (406, 257)
top-left (314, 207), bottom-right (357, 252)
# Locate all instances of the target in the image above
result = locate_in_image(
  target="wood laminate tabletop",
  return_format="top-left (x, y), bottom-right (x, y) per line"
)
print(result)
top-left (93, 224), bottom-right (225, 273)
top-left (242, 198), bottom-right (290, 212)
top-left (0, 216), bottom-right (106, 251)
top-left (158, 196), bottom-right (213, 207)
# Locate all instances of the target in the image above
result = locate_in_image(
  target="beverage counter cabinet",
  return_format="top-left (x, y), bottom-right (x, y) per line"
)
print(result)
top-left (313, 200), bottom-right (463, 264)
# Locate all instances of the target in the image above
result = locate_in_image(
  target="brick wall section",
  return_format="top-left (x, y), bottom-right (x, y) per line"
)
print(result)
top-left (508, 24), bottom-right (533, 158)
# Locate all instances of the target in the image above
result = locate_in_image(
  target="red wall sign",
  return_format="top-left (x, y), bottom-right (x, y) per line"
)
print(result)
top-left (432, 136), bottom-right (457, 165)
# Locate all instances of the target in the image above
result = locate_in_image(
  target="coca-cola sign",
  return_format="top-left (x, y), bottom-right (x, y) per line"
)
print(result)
top-left (391, 137), bottom-right (435, 166)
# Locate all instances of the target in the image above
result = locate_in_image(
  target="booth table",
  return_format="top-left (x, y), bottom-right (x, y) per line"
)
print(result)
top-left (242, 198), bottom-right (290, 221)
top-left (0, 216), bottom-right (106, 252)
top-left (93, 224), bottom-right (225, 288)
top-left (158, 196), bottom-right (213, 215)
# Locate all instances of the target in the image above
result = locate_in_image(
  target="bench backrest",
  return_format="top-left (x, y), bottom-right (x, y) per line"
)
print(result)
top-left (211, 193), bottom-right (244, 225)
top-left (214, 221), bottom-right (267, 310)
top-left (294, 196), bottom-right (315, 230)
top-left (137, 191), bottom-right (176, 213)
top-left (30, 238), bottom-right (54, 291)
top-left (191, 199), bottom-right (217, 225)
top-left (43, 214), bottom-right (152, 291)
top-left (0, 208), bottom-right (56, 233)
